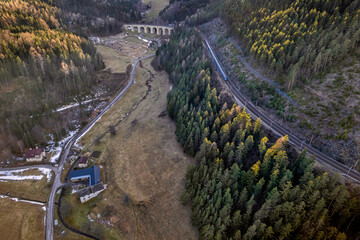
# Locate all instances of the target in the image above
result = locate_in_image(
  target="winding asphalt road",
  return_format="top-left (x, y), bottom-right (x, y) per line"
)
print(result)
top-left (45, 53), bottom-right (155, 240)
top-left (0, 53), bottom-right (155, 240)
top-left (203, 37), bottom-right (360, 183)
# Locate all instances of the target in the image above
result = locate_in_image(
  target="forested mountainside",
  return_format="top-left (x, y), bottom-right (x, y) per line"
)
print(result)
top-left (158, 28), bottom-right (360, 240)
top-left (53, 0), bottom-right (142, 34)
top-left (224, 0), bottom-right (360, 88)
top-left (0, 0), bottom-right (104, 159)
top-left (159, 0), bottom-right (209, 23)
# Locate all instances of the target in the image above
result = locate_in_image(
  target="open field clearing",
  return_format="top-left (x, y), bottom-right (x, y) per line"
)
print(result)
top-left (74, 57), bottom-right (197, 239)
top-left (142, 0), bottom-right (169, 20)
top-left (61, 190), bottom-right (122, 239)
top-left (96, 45), bottom-right (132, 74)
top-left (0, 168), bottom-right (53, 202)
top-left (95, 32), bottom-right (150, 74)
top-left (0, 197), bottom-right (45, 239)
top-left (54, 208), bottom-right (89, 240)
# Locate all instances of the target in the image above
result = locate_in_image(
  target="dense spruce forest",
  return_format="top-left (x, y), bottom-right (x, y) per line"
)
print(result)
top-left (159, 0), bottom-right (209, 23)
top-left (224, 0), bottom-right (360, 88)
top-left (159, 28), bottom-right (360, 239)
top-left (53, 0), bottom-right (142, 34)
top-left (0, 0), bottom-right (104, 159)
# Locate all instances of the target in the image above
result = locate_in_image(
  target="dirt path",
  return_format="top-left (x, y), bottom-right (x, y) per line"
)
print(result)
top-left (228, 38), bottom-right (296, 105)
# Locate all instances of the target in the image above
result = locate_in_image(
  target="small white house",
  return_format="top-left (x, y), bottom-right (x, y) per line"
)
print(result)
top-left (25, 147), bottom-right (45, 162)
top-left (78, 183), bottom-right (107, 203)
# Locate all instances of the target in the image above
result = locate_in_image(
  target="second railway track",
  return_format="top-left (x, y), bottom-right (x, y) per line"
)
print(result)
top-left (202, 36), bottom-right (360, 183)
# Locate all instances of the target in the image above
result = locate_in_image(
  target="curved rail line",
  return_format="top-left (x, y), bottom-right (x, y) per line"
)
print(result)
top-left (203, 37), bottom-right (360, 183)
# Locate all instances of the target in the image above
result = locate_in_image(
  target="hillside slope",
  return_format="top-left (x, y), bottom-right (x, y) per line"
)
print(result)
top-left (182, 0), bottom-right (360, 169)
top-left (53, 0), bottom-right (142, 35)
top-left (0, 0), bottom-right (104, 159)
top-left (224, 0), bottom-right (360, 88)
top-left (159, 27), bottom-right (360, 240)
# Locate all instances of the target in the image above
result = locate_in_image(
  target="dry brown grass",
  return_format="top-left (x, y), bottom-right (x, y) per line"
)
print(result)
top-left (78, 57), bottom-right (197, 239)
top-left (142, 0), bottom-right (169, 20)
top-left (54, 208), bottom-right (89, 240)
top-left (55, 229), bottom-right (88, 240)
top-left (0, 197), bottom-right (45, 240)
top-left (96, 32), bottom-right (149, 74)
top-left (0, 169), bottom-right (53, 202)
top-left (96, 45), bottom-right (132, 74)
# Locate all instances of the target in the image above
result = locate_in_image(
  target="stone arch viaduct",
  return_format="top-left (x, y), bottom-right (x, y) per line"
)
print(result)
top-left (123, 24), bottom-right (174, 35)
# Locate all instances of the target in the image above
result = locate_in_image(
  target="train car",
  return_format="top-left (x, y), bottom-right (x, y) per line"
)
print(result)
top-left (205, 40), bottom-right (227, 81)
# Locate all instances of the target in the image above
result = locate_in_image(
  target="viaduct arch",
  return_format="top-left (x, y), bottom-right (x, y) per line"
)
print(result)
top-left (123, 24), bottom-right (174, 35)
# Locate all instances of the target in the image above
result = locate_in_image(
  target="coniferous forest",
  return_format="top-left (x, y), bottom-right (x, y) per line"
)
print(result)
top-left (1, 0), bottom-right (360, 238)
top-left (53, 0), bottom-right (142, 35)
top-left (159, 0), bottom-right (209, 23)
top-left (224, 0), bottom-right (360, 87)
top-left (0, 0), bottom-right (104, 157)
top-left (158, 28), bottom-right (360, 240)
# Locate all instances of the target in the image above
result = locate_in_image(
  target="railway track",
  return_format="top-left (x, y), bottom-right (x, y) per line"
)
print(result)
top-left (202, 37), bottom-right (360, 183)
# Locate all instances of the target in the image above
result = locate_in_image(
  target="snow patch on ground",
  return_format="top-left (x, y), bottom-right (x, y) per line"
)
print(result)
top-left (0, 169), bottom-right (28, 176)
top-left (37, 168), bottom-right (52, 183)
top-left (49, 151), bottom-right (61, 164)
top-left (89, 36), bottom-right (101, 44)
top-left (137, 36), bottom-right (149, 43)
top-left (87, 215), bottom-right (94, 222)
top-left (0, 175), bottom-right (43, 181)
top-left (0, 195), bottom-right (45, 206)
top-left (0, 167), bottom-right (53, 182)
top-left (49, 130), bottom-right (78, 163)
top-left (56, 99), bottom-right (96, 112)
top-left (74, 115), bottom-right (102, 147)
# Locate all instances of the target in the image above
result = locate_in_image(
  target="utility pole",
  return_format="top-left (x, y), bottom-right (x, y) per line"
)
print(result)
top-left (347, 142), bottom-right (360, 175)
top-left (309, 135), bottom-right (314, 144)
top-left (348, 158), bottom-right (360, 175)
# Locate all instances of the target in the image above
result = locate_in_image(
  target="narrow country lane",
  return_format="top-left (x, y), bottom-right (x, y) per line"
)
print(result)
top-left (0, 53), bottom-right (156, 240)
top-left (45, 53), bottom-right (155, 240)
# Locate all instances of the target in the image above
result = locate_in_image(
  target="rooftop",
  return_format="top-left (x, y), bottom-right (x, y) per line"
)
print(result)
top-left (69, 165), bottom-right (101, 186)
top-left (78, 157), bottom-right (88, 164)
top-left (25, 148), bottom-right (44, 159)
top-left (78, 183), bottom-right (105, 198)
top-left (90, 151), bottom-right (101, 158)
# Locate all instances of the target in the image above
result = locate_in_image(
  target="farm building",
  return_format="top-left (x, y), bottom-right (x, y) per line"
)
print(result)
top-left (78, 183), bottom-right (107, 203)
top-left (77, 157), bottom-right (88, 168)
top-left (69, 165), bottom-right (101, 186)
top-left (25, 147), bottom-right (45, 162)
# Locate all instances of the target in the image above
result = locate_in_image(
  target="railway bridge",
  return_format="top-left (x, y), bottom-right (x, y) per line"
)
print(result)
top-left (123, 24), bottom-right (174, 35)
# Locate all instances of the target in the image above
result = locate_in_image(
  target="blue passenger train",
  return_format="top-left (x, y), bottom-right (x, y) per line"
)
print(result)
top-left (205, 39), bottom-right (227, 81)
